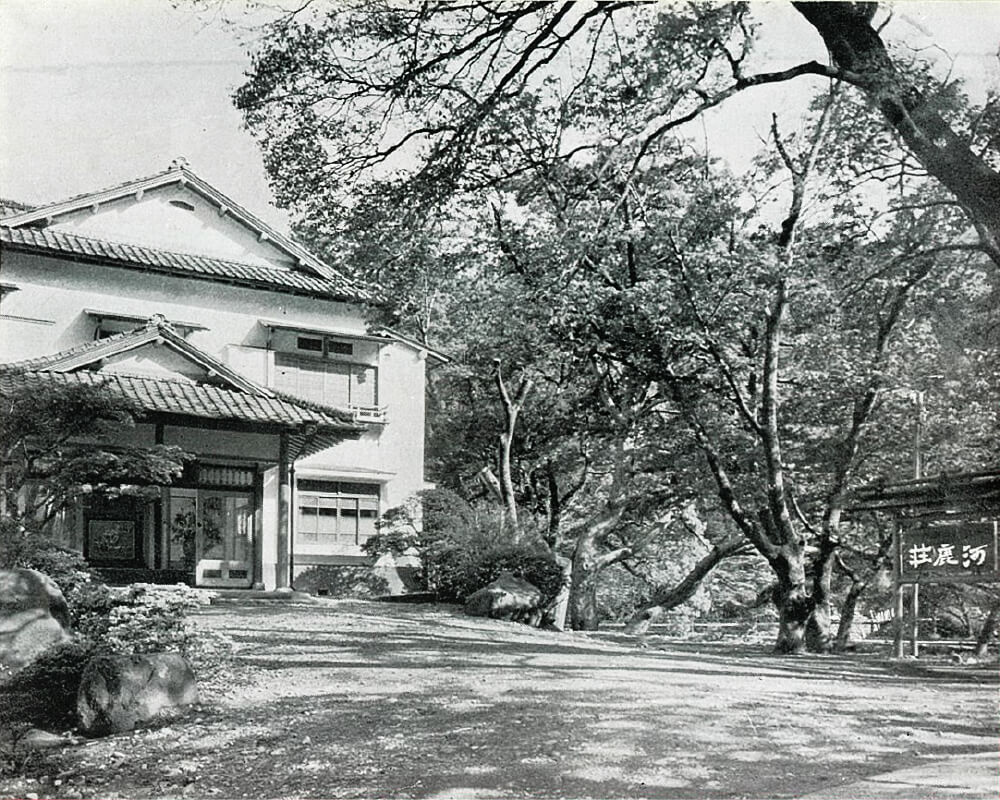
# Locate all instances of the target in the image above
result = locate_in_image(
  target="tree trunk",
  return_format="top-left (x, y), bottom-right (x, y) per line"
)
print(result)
top-left (835, 580), bottom-right (867, 652)
top-left (773, 550), bottom-right (813, 654)
top-left (493, 361), bottom-right (532, 539)
top-left (793, 1), bottom-right (1000, 266)
top-left (805, 598), bottom-right (832, 653)
top-left (974, 599), bottom-right (1000, 659)
top-left (775, 586), bottom-right (813, 654)
top-left (625, 535), bottom-right (750, 635)
top-left (544, 465), bottom-right (561, 548)
top-left (546, 554), bottom-right (573, 631)
top-left (567, 511), bottom-right (629, 631)
top-left (568, 560), bottom-right (602, 631)
top-left (805, 536), bottom-right (837, 653)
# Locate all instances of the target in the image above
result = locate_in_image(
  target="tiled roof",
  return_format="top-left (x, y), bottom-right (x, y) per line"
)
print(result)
top-left (0, 161), bottom-right (340, 281)
top-left (0, 318), bottom-right (361, 441)
top-left (6, 317), bottom-right (265, 394)
top-left (0, 225), bottom-right (375, 303)
top-left (0, 199), bottom-right (33, 217)
top-left (6, 321), bottom-right (169, 372)
top-left (0, 369), bottom-right (361, 433)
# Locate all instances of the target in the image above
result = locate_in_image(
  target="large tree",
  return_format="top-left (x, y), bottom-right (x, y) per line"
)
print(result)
top-left (232, 0), bottom-right (998, 647)
top-left (235, 1), bottom-right (1000, 266)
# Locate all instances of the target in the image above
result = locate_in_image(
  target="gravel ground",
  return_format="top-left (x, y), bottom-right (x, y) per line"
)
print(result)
top-left (1, 599), bottom-right (997, 800)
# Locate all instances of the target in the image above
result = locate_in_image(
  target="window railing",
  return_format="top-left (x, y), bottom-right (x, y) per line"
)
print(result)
top-left (349, 404), bottom-right (388, 424)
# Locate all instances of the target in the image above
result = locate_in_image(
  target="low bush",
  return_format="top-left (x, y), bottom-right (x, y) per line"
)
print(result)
top-left (294, 564), bottom-right (391, 598)
top-left (426, 542), bottom-right (565, 604)
top-left (368, 491), bottom-right (566, 605)
top-left (98, 583), bottom-right (211, 655)
top-left (17, 543), bottom-right (93, 599)
top-left (71, 582), bottom-right (230, 674)
top-left (1, 580), bottom-right (230, 737)
top-left (0, 640), bottom-right (98, 731)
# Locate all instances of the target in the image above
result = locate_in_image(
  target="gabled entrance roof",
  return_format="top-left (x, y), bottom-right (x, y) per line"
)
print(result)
top-left (7, 315), bottom-right (267, 395)
top-left (0, 317), bottom-right (365, 458)
top-left (0, 369), bottom-right (358, 434)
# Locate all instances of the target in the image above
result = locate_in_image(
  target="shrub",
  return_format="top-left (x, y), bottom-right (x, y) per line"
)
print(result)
top-left (367, 491), bottom-right (566, 605)
top-left (0, 640), bottom-right (99, 730)
top-left (69, 582), bottom-right (232, 678)
top-left (294, 564), bottom-right (391, 598)
top-left (1, 521), bottom-right (93, 598)
top-left (73, 583), bottom-right (216, 656)
top-left (363, 488), bottom-right (478, 558)
top-left (20, 544), bottom-right (93, 599)
top-left (101, 584), bottom-right (209, 655)
top-left (425, 542), bottom-right (565, 604)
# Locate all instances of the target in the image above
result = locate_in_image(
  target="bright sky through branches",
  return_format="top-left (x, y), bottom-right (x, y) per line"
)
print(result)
top-left (1, 0), bottom-right (997, 234)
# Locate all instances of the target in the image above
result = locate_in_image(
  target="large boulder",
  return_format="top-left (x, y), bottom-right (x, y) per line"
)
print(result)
top-left (0, 568), bottom-right (72, 674)
top-left (76, 652), bottom-right (198, 737)
top-left (464, 572), bottom-right (544, 626)
top-left (373, 551), bottom-right (424, 596)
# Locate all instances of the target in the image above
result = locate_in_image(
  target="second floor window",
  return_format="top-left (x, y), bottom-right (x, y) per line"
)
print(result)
top-left (274, 353), bottom-right (378, 408)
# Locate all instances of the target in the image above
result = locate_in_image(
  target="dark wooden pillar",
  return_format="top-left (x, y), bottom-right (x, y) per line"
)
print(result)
top-left (252, 468), bottom-right (265, 590)
top-left (276, 432), bottom-right (291, 589)
top-left (153, 424), bottom-right (164, 570)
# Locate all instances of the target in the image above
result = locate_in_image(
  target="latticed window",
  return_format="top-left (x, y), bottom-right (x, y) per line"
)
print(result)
top-left (197, 464), bottom-right (256, 488)
top-left (274, 353), bottom-right (377, 408)
top-left (295, 480), bottom-right (379, 552)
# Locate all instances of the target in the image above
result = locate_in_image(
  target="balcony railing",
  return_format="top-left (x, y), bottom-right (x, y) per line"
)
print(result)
top-left (349, 404), bottom-right (388, 424)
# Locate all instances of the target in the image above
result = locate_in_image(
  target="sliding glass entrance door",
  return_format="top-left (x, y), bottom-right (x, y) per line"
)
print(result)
top-left (167, 488), bottom-right (254, 588)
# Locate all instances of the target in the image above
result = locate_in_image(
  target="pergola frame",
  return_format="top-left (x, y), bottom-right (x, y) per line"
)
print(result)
top-left (849, 468), bottom-right (1000, 657)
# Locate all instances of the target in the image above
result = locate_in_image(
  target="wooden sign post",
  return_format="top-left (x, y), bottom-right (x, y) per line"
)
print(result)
top-left (893, 520), bottom-right (1000, 656)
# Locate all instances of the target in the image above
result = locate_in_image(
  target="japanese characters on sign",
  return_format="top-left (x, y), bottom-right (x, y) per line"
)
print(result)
top-left (898, 521), bottom-right (1000, 582)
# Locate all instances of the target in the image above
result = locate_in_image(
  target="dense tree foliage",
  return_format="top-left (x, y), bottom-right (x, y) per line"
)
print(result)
top-left (233, 1), bottom-right (999, 647)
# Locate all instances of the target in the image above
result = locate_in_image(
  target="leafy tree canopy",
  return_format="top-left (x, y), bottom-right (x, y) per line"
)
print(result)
top-left (0, 382), bottom-right (189, 563)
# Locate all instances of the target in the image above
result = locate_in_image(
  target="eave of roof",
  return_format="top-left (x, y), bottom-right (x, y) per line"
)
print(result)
top-left (0, 369), bottom-right (363, 436)
top-left (0, 225), bottom-right (375, 304)
top-left (84, 308), bottom-right (207, 332)
top-left (374, 327), bottom-right (450, 364)
top-left (0, 199), bottom-right (34, 217)
top-left (259, 318), bottom-right (391, 344)
top-left (0, 163), bottom-right (336, 280)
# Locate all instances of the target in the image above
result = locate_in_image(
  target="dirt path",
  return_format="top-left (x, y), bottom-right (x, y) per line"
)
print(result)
top-left (3, 599), bottom-right (997, 799)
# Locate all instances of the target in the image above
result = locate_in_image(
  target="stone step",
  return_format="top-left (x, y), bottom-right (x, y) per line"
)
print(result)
top-left (209, 588), bottom-right (318, 604)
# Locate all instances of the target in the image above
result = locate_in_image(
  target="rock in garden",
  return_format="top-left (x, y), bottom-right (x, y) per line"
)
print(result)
top-left (20, 728), bottom-right (76, 750)
top-left (76, 652), bottom-right (198, 737)
top-left (0, 568), bottom-right (72, 673)
top-left (464, 572), bottom-right (544, 626)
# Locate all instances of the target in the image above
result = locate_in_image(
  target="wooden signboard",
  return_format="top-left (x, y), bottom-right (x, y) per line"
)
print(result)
top-left (898, 520), bottom-right (1000, 584)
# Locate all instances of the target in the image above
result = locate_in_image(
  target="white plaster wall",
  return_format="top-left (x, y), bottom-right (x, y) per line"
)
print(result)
top-left (0, 251), bottom-right (368, 362)
top-left (224, 345), bottom-right (270, 386)
top-left (295, 343), bottom-right (428, 511)
top-left (102, 347), bottom-right (206, 381)
top-left (261, 467), bottom-right (279, 590)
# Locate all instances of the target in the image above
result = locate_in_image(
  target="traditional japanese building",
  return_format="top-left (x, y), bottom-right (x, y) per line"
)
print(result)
top-left (0, 160), bottom-right (443, 592)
